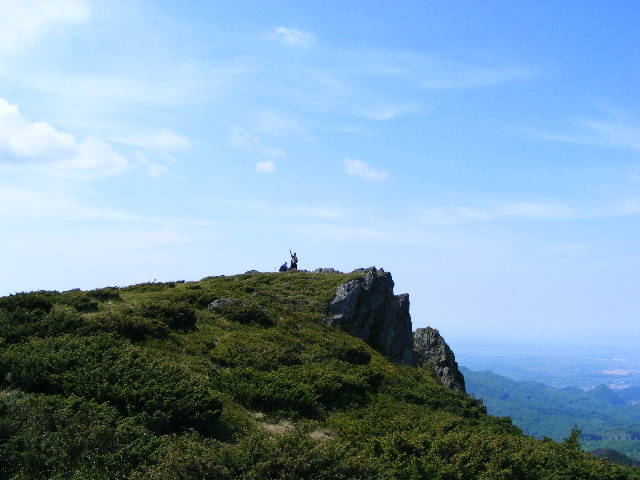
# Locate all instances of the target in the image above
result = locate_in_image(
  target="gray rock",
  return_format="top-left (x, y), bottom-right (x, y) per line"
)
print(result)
top-left (244, 270), bottom-right (260, 274)
top-left (207, 298), bottom-right (236, 311)
top-left (313, 268), bottom-right (343, 274)
top-left (413, 327), bottom-right (466, 392)
top-left (328, 268), bottom-right (416, 366)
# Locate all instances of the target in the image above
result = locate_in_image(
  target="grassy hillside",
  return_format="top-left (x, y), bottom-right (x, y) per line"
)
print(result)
top-left (0, 271), bottom-right (637, 479)
top-left (463, 367), bottom-right (640, 461)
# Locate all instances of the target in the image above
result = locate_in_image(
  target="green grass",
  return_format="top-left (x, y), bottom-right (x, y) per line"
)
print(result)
top-left (0, 271), bottom-right (638, 479)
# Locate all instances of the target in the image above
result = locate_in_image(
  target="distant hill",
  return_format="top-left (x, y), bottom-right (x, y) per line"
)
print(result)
top-left (591, 449), bottom-right (640, 468)
top-left (0, 270), bottom-right (637, 479)
top-left (463, 366), bottom-right (640, 461)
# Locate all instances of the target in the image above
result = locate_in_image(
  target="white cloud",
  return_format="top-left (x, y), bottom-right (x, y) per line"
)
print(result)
top-left (0, 185), bottom-right (137, 221)
top-left (255, 112), bottom-right (308, 138)
top-left (270, 26), bottom-right (315, 47)
top-left (112, 129), bottom-right (191, 152)
top-left (343, 158), bottom-right (389, 181)
top-left (525, 118), bottom-right (640, 152)
top-left (360, 51), bottom-right (535, 89)
top-left (0, 0), bottom-right (89, 57)
top-left (133, 151), bottom-right (169, 178)
top-left (0, 98), bottom-right (127, 179)
top-left (230, 126), bottom-right (285, 158)
top-left (283, 205), bottom-right (342, 219)
top-left (361, 104), bottom-right (418, 121)
top-left (255, 160), bottom-right (276, 174)
top-left (421, 201), bottom-right (579, 225)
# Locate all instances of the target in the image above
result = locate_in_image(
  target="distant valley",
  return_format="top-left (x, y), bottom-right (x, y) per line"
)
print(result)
top-left (463, 366), bottom-right (640, 460)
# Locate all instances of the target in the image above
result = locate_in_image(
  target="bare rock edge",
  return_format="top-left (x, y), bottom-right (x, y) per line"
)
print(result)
top-left (327, 267), bottom-right (465, 392)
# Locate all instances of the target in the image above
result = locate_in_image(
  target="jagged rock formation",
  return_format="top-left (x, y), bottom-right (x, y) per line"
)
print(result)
top-left (327, 267), bottom-right (416, 365)
top-left (414, 327), bottom-right (466, 392)
top-left (327, 268), bottom-right (466, 392)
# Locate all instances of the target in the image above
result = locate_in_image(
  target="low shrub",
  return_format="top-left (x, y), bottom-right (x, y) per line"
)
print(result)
top-left (132, 300), bottom-right (197, 331)
top-left (0, 393), bottom-right (161, 479)
top-left (0, 305), bottom-right (88, 343)
top-left (85, 287), bottom-right (121, 302)
top-left (86, 311), bottom-right (170, 341)
top-left (333, 341), bottom-right (372, 365)
top-left (0, 335), bottom-right (224, 435)
top-left (121, 282), bottom-right (176, 293)
top-left (0, 291), bottom-right (56, 313)
top-left (168, 289), bottom-right (217, 309)
top-left (215, 367), bottom-right (319, 417)
top-left (59, 289), bottom-right (100, 312)
top-left (209, 332), bottom-right (301, 370)
top-left (216, 300), bottom-right (274, 327)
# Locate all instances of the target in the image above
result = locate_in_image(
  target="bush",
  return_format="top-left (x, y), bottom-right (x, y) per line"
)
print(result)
top-left (86, 311), bottom-right (170, 341)
top-left (0, 335), bottom-right (224, 435)
top-left (209, 331), bottom-right (301, 371)
top-left (0, 393), bottom-right (160, 479)
top-left (131, 300), bottom-right (197, 331)
top-left (168, 289), bottom-right (217, 309)
top-left (333, 341), bottom-right (372, 365)
top-left (0, 305), bottom-right (88, 343)
top-left (215, 367), bottom-right (319, 417)
top-left (216, 301), bottom-right (274, 327)
top-left (0, 291), bottom-right (56, 313)
top-left (85, 287), bottom-right (121, 302)
top-left (121, 282), bottom-right (176, 293)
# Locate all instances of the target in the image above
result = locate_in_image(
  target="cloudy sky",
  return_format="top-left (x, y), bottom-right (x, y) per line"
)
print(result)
top-left (1, 0), bottom-right (639, 347)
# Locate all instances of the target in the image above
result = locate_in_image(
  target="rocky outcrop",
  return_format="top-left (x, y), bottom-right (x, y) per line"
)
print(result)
top-left (313, 268), bottom-right (343, 274)
top-left (207, 298), bottom-right (236, 311)
top-left (327, 267), bottom-right (416, 365)
top-left (414, 327), bottom-right (466, 392)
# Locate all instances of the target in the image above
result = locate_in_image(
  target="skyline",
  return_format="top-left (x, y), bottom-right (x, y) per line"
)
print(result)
top-left (1, 0), bottom-right (639, 346)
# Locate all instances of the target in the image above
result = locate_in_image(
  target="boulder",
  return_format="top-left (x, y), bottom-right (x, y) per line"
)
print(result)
top-left (207, 298), bottom-right (236, 311)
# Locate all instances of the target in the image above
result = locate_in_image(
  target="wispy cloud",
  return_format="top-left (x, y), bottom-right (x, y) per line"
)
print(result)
top-left (282, 205), bottom-right (342, 219)
top-left (421, 201), bottom-right (579, 225)
top-left (361, 104), bottom-right (419, 121)
top-left (112, 129), bottom-right (191, 152)
top-left (208, 198), bottom-right (344, 220)
top-left (0, 0), bottom-right (89, 58)
top-left (0, 185), bottom-right (137, 221)
top-left (133, 151), bottom-right (169, 178)
top-left (255, 111), bottom-right (309, 138)
top-left (255, 160), bottom-right (276, 174)
top-left (0, 184), bottom-right (211, 225)
top-left (270, 26), bottom-right (315, 47)
top-left (419, 197), bottom-right (640, 225)
top-left (526, 118), bottom-right (640, 151)
top-left (0, 97), bottom-right (127, 179)
top-left (230, 126), bottom-right (285, 158)
top-left (358, 50), bottom-right (535, 89)
top-left (343, 158), bottom-right (389, 181)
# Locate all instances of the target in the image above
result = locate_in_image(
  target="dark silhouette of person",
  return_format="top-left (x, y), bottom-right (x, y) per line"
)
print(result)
top-left (289, 250), bottom-right (298, 270)
top-left (279, 262), bottom-right (288, 272)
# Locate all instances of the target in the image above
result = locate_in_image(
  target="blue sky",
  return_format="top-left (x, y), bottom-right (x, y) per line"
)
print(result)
top-left (1, 0), bottom-right (639, 346)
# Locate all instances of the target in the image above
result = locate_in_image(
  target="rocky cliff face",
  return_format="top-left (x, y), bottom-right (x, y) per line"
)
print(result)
top-left (327, 268), bottom-right (466, 392)
top-left (414, 327), bottom-right (466, 392)
top-left (326, 267), bottom-right (416, 365)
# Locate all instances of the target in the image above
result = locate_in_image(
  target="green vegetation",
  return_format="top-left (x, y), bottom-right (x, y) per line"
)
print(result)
top-left (0, 271), bottom-right (637, 479)
top-left (463, 367), bottom-right (640, 461)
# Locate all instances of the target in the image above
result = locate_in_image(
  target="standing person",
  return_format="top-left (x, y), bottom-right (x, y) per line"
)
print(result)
top-left (289, 250), bottom-right (298, 271)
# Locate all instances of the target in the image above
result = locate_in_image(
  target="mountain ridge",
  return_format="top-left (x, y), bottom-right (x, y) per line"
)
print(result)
top-left (0, 269), bottom-right (637, 479)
